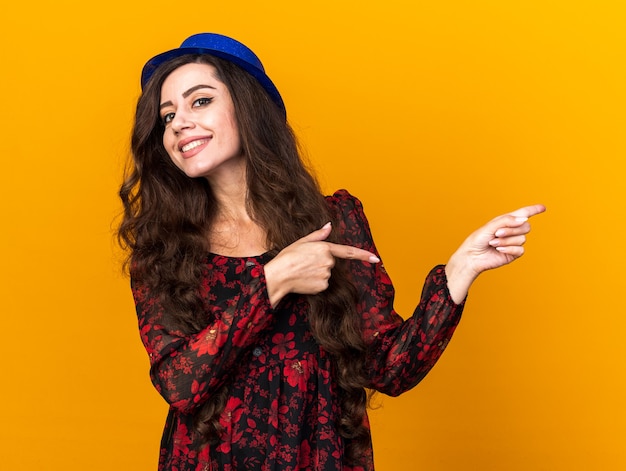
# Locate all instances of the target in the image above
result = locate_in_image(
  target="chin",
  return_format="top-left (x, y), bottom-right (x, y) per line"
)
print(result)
top-left (177, 163), bottom-right (211, 179)
top-left (183, 170), bottom-right (209, 180)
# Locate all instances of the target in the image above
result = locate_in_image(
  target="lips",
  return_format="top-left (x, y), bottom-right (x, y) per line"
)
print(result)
top-left (178, 136), bottom-right (211, 158)
top-left (181, 139), bottom-right (208, 153)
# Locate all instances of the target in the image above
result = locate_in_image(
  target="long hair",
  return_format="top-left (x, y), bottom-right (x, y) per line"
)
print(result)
top-left (118, 54), bottom-right (371, 462)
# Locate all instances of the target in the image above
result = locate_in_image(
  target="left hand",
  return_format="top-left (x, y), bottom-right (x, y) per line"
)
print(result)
top-left (445, 204), bottom-right (546, 303)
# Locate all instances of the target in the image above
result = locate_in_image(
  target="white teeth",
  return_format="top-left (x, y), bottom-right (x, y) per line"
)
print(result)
top-left (181, 139), bottom-right (207, 153)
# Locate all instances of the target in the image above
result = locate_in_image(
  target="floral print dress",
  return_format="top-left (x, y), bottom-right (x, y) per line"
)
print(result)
top-left (132, 190), bottom-right (465, 471)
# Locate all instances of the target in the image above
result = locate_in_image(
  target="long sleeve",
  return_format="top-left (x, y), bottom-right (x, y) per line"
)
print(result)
top-left (327, 190), bottom-right (464, 397)
top-left (131, 256), bottom-right (276, 413)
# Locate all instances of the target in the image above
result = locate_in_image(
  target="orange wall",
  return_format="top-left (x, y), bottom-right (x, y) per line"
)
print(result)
top-left (1, 1), bottom-right (624, 469)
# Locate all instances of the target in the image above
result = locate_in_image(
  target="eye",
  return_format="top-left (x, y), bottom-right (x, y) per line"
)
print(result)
top-left (193, 97), bottom-right (213, 107)
top-left (161, 112), bottom-right (175, 125)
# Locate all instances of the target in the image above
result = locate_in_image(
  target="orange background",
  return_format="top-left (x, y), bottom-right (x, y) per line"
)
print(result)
top-left (1, 0), bottom-right (624, 469)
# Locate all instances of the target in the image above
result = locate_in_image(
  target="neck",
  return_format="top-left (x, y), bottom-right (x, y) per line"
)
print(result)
top-left (205, 162), bottom-right (268, 256)
top-left (206, 159), bottom-right (249, 221)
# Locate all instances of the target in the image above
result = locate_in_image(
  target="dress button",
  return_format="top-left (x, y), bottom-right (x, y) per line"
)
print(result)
top-left (252, 347), bottom-right (263, 357)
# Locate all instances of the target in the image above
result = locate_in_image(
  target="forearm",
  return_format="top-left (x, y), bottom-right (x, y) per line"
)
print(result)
top-left (148, 304), bottom-right (273, 412)
top-left (134, 268), bottom-right (275, 413)
top-left (366, 266), bottom-right (464, 396)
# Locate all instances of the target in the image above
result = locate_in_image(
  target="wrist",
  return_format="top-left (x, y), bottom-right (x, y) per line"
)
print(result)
top-left (264, 259), bottom-right (289, 308)
top-left (445, 252), bottom-right (478, 304)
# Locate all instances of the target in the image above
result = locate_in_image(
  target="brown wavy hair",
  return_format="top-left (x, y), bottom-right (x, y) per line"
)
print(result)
top-left (118, 54), bottom-right (371, 463)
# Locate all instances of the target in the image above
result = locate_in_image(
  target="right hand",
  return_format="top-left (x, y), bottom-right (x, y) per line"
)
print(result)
top-left (264, 222), bottom-right (380, 307)
top-left (445, 204), bottom-right (546, 304)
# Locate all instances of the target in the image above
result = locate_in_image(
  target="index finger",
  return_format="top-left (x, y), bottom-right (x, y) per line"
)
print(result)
top-left (509, 204), bottom-right (547, 219)
top-left (327, 243), bottom-right (380, 263)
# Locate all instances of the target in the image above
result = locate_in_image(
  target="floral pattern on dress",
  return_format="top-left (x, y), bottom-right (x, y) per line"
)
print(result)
top-left (132, 190), bottom-right (465, 470)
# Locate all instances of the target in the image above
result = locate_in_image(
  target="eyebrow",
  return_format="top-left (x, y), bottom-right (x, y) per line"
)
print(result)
top-left (160, 84), bottom-right (216, 109)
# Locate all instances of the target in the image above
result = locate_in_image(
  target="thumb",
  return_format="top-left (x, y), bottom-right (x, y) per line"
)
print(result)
top-left (299, 222), bottom-right (333, 243)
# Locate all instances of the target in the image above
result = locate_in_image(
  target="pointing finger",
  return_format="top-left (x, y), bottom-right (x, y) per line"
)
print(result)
top-left (509, 204), bottom-right (547, 219)
top-left (327, 243), bottom-right (380, 263)
top-left (488, 204), bottom-right (546, 233)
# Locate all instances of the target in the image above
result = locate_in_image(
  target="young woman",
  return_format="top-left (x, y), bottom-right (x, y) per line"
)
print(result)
top-left (118, 33), bottom-right (545, 471)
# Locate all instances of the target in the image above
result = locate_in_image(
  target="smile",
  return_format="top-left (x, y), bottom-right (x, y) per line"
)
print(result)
top-left (180, 139), bottom-right (209, 153)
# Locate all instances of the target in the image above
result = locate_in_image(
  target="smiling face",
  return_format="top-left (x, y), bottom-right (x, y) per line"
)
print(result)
top-left (159, 62), bottom-right (243, 182)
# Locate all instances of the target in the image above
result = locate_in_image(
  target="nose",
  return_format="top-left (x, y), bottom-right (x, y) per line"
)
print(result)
top-left (170, 109), bottom-right (194, 133)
